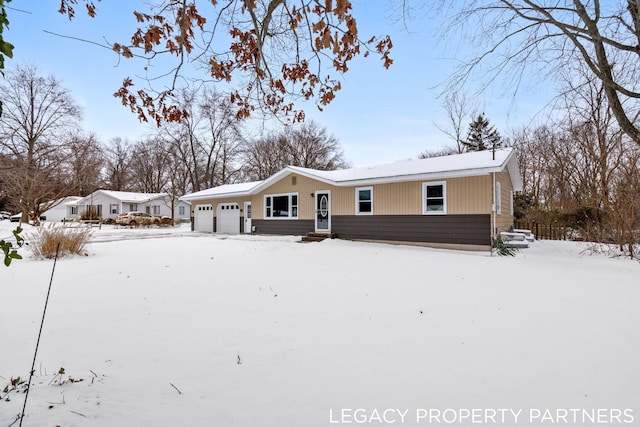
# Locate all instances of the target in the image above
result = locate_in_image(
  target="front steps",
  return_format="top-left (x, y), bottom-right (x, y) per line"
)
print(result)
top-left (301, 232), bottom-right (337, 243)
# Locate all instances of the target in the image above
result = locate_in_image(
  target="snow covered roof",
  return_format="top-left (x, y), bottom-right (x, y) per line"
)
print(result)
top-left (101, 190), bottom-right (168, 202)
top-left (180, 148), bottom-right (522, 201)
top-left (254, 147), bottom-right (522, 192)
top-left (75, 190), bottom-right (169, 205)
top-left (296, 148), bottom-right (517, 184)
top-left (180, 181), bottom-right (264, 202)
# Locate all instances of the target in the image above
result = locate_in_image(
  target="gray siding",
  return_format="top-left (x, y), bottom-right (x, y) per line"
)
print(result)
top-left (252, 219), bottom-right (314, 236)
top-left (331, 214), bottom-right (491, 246)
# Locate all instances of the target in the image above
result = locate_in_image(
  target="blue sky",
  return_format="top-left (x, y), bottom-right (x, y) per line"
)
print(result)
top-left (4, 1), bottom-right (548, 166)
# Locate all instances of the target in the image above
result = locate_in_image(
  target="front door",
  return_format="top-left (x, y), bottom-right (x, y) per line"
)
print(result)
top-left (244, 201), bottom-right (252, 233)
top-left (315, 191), bottom-right (331, 232)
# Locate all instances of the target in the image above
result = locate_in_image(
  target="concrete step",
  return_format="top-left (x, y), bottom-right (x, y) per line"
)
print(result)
top-left (301, 232), bottom-right (337, 243)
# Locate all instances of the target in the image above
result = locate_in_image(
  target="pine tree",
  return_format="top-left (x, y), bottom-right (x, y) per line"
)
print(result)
top-left (463, 113), bottom-right (502, 152)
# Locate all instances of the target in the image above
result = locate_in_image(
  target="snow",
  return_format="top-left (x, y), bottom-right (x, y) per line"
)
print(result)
top-left (288, 148), bottom-right (515, 185)
top-left (181, 181), bottom-right (264, 201)
top-left (1, 221), bottom-right (639, 426)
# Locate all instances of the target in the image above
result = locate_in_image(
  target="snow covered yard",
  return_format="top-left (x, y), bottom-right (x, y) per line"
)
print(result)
top-left (1, 222), bottom-right (639, 426)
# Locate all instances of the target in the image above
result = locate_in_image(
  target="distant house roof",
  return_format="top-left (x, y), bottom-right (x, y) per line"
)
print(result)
top-left (181, 148), bottom-right (522, 201)
top-left (75, 190), bottom-right (169, 205)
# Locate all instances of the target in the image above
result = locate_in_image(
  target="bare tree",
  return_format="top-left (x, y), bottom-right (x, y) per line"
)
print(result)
top-left (199, 89), bottom-right (245, 186)
top-left (158, 88), bottom-right (245, 192)
top-left (0, 64), bottom-right (81, 224)
top-left (129, 136), bottom-right (172, 193)
top-left (62, 131), bottom-right (105, 196)
top-left (242, 133), bottom-right (291, 181)
top-left (441, 1), bottom-right (640, 147)
top-left (609, 147), bottom-right (640, 256)
top-left (103, 137), bottom-right (133, 191)
top-left (513, 63), bottom-right (639, 254)
top-left (242, 121), bottom-right (348, 180)
top-left (435, 91), bottom-right (477, 154)
top-left (418, 146), bottom-right (459, 159)
top-left (286, 121), bottom-right (348, 169)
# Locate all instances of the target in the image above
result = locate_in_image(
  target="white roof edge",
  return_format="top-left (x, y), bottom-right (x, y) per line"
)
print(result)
top-left (506, 152), bottom-right (524, 192)
top-left (332, 166), bottom-right (504, 186)
top-left (180, 189), bottom-right (255, 201)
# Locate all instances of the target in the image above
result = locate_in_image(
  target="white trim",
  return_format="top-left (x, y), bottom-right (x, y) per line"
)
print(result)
top-left (244, 201), bottom-right (252, 233)
top-left (495, 181), bottom-right (502, 215)
top-left (509, 190), bottom-right (514, 217)
top-left (264, 192), bottom-right (298, 220)
top-left (422, 181), bottom-right (447, 215)
top-left (355, 186), bottom-right (373, 215)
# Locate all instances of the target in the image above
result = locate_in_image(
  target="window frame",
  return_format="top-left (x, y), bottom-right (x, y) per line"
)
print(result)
top-left (422, 181), bottom-right (447, 215)
top-left (495, 181), bottom-right (502, 215)
top-left (264, 192), bottom-right (299, 220)
top-left (355, 186), bottom-right (373, 215)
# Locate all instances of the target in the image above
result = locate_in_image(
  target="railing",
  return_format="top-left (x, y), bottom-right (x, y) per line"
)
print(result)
top-left (63, 218), bottom-right (102, 229)
top-left (514, 221), bottom-right (580, 241)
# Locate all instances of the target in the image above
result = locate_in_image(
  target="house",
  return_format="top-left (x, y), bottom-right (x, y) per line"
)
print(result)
top-left (73, 190), bottom-right (191, 222)
top-left (41, 196), bottom-right (83, 222)
top-left (180, 148), bottom-right (523, 250)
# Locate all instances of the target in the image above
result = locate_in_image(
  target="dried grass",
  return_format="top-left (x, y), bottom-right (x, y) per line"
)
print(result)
top-left (28, 225), bottom-right (92, 259)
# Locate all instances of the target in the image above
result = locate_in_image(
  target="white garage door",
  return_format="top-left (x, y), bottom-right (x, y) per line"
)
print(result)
top-left (217, 203), bottom-right (240, 234)
top-left (194, 204), bottom-right (214, 233)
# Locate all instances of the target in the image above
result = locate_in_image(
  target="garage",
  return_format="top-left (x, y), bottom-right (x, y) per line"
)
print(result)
top-left (194, 204), bottom-right (214, 232)
top-left (217, 203), bottom-right (240, 234)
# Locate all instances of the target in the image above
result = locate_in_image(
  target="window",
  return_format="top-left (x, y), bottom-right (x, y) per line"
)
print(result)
top-left (422, 181), bottom-right (446, 214)
top-left (145, 206), bottom-right (151, 214)
top-left (179, 205), bottom-right (185, 216)
top-left (110, 204), bottom-right (118, 215)
top-left (265, 193), bottom-right (298, 219)
top-left (495, 182), bottom-right (502, 215)
top-left (356, 186), bottom-right (373, 215)
top-left (85, 204), bottom-right (102, 217)
top-left (153, 205), bottom-right (160, 215)
top-left (129, 203), bottom-right (138, 211)
top-left (70, 206), bottom-right (78, 215)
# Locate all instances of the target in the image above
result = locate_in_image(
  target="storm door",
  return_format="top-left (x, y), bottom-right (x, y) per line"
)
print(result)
top-left (315, 191), bottom-right (331, 232)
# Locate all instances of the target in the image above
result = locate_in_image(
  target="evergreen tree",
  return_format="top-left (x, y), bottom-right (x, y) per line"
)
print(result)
top-left (463, 113), bottom-right (502, 152)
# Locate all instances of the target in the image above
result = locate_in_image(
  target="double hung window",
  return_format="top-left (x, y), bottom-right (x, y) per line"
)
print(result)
top-left (356, 187), bottom-right (373, 215)
top-left (422, 181), bottom-right (446, 214)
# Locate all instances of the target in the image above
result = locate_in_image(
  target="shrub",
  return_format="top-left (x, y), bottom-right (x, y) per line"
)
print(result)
top-left (80, 209), bottom-right (100, 221)
top-left (492, 237), bottom-right (518, 257)
top-left (28, 225), bottom-right (92, 259)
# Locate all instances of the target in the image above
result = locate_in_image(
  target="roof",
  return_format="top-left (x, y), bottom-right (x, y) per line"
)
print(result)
top-left (75, 190), bottom-right (169, 205)
top-left (180, 181), bottom-right (263, 202)
top-left (180, 148), bottom-right (523, 201)
top-left (286, 148), bottom-right (519, 186)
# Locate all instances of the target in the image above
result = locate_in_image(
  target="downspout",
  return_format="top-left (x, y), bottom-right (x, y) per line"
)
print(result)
top-left (492, 172), bottom-right (497, 242)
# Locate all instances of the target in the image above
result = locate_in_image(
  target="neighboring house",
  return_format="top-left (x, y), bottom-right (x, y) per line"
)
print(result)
top-left (180, 148), bottom-right (523, 250)
top-left (42, 196), bottom-right (83, 222)
top-left (73, 190), bottom-right (191, 222)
